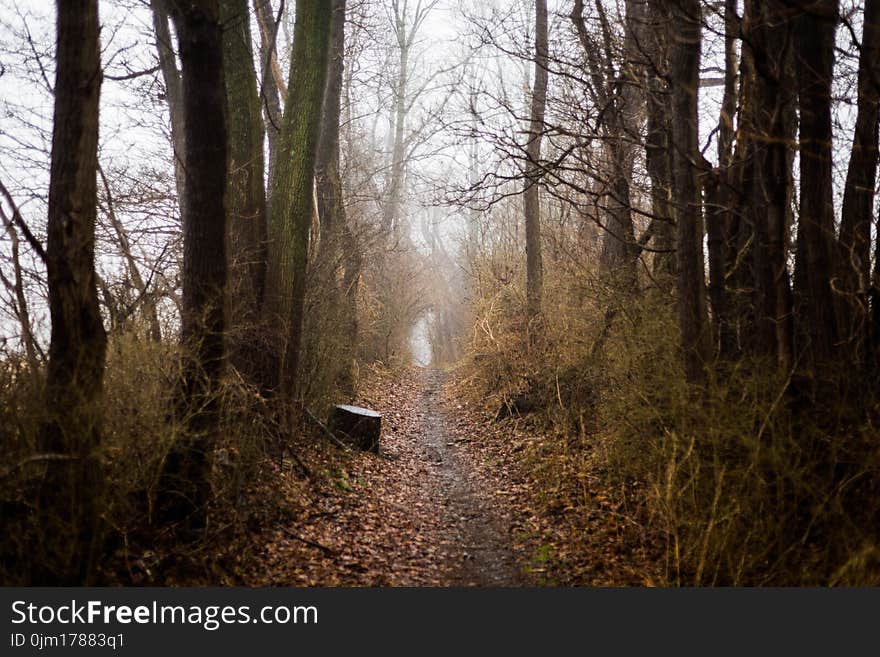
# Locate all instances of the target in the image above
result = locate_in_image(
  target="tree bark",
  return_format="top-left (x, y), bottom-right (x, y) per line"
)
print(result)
top-left (793, 0), bottom-right (839, 368)
top-left (524, 0), bottom-right (548, 325)
top-left (669, 0), bottom-right (709, 385)
top-left (264, 0), bottom-right (332, 398)
top-left (36, 0), bottom-right (107, 584)
top-left (221, 0), bottom-right (268, 382)
top-left (643, 1), bottom-right (675, 279)
top-left (315, 0), bottom-right (346, 238)
top-left (705, 0), bottom-right (737, 357)
top-left (382, 1), bottom-right (412, 243)
top-left (157, 0), bottom-right (228, 528)
top-left (253, 0), bottom-right (284, 196)
top-left (738, 0), bottom-right (795, 369)
top-left (839, 0), bottom-right (880, 365)
top-left (150, 0), bottom-right (187, 212)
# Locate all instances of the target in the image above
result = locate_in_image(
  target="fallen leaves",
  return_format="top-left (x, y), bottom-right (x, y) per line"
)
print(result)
top-left (238, 366), bottom-right (528, 586)
top-left (185, 363), bottom-right (668, 588)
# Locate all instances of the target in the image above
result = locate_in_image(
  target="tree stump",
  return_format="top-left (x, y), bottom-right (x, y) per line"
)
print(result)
top-left (328, 404), bottom-right (381, 452)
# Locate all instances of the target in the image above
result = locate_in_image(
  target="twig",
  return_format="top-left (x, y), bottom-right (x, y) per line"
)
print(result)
top-left (281, 448), bottom-right (312, 478)
top-left (0, 180), bottom-right (46, 262)
top-left (285, 530), bottom-right (336, 555)
top-left (303, 407), bottom-right (352, 452)
top-left (0, 453), bottom-right (78, 480)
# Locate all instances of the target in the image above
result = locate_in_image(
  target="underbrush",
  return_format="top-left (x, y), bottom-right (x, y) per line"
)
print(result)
top-left (0, 331), bottom-right (293, 585)
top-left (463, 268), bottom-right (880, 586)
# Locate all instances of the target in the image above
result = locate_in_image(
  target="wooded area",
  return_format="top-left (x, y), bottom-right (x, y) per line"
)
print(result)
top-left (1, 0), bottom-right (879, 586)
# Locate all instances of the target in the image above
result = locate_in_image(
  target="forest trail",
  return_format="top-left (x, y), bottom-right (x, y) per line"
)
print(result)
top-left (248, 368), bottom-right (527, 586)
top-left (413, 369), bottom-right (523, 585)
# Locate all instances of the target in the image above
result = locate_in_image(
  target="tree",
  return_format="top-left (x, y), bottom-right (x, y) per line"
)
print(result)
top-left (705, 0), bottom-right (736, 356)
top-left (314, 0), bottom-right (361, 395)
top-left (643, 0), bottom-right (675, 279)
top-left (315, 0), bottom-right (347, 239)
top-left (150, 0), bottom-right (187, 211)
top-left (253, 0), bottom-right (285, 193)
top-left (264, 0), bottom-right (332, 399)
top-left (735, 0), bottom-right (796, 368)
top-left (570, 0), bottom-right (642, 286)
top-left (221, 0), bottom-right (268, 381)
top-left (793, 0), bottom-right (839, 368)
top-left (524, 0), bottom-right (548, 325)
top-left (157, 0), bottom-right (228, 527)
top-left (839, 0), bottom-right (880, 365)
top-left (382, 0), bottom-right (439, 243)
top-left (36, 0), bottom-right (107, 584)
top-left (669, 0), bottom-right (709, 384)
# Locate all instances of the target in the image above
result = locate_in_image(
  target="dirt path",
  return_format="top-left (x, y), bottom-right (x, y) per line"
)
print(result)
top-left (416, 368), bottom-right (522, 585)
top-left (247, 367), bottom-right (527, 586)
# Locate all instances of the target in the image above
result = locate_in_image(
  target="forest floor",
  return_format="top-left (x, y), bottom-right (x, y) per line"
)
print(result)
top-left (237, 365), bottom-right (663, 586)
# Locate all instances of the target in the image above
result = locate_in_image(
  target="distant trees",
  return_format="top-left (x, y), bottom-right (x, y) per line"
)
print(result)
top-left (461, 0), bottom-right (880, 389)
top-left (37, 0), bottom-right (106, 584)
top-left (150, 0), bottom-right (187, 209)
top-left (382, 0), bottom-right (439, 243)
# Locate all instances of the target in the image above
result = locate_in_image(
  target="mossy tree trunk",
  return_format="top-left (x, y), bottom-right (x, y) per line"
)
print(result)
top-left (221, 0), bottom-right (268, 385)
top-left (315, 0), bottom-right (360, 397)
top-left (264, 0), bottom-right (332, 400)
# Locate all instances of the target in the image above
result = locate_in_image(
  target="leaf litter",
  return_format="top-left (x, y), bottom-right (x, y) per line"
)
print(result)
top-left (236, 365), bottom-right (663, 586)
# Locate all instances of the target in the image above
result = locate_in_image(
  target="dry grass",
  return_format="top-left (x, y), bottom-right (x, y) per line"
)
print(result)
top-left (0, 326), bottom-right (290, 585)
top-left (461, 246), bottom-right (880, 586)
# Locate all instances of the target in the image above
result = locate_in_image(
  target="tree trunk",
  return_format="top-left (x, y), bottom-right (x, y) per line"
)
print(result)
top-left (705, 0), bottom-right (737, 357)
top-left (382, 8), bottom-right (410, 243)
top-left (315, 0), bottom-right (346, 238)
top-left (253, 0), bottom-right (284, 196)
top-left (643, 2), bottom-right (675, 280)
top-left (264, 0), bottom-right (332, 398)
top-left (793, 0), bottom-right (839, 368)
top-left (150, 0), bottom-right (187, 212)
top-left (36, 0), bottom-right (107, 584)
top-left (314, 0), bottom-right (360, 396)
top-left (669, 0), bottom-right (709, 385)
top-left (328, 404), bottom-right (381, 452)
top-left (524, 0), bottom-right (548, 325)
top-left (221, 0), bottom-right (268, 382)
top-left (839, 0), bottom-right (880, 365)
top-left (738, 0), bottom-right (795, 369)
top-left (598, 0), bottom-right (643, 286)
top-left (157, 0), bottom-right (228, 528)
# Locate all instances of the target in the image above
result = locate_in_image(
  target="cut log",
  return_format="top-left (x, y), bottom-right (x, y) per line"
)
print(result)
top-left (328, 404), bottom-right (381, 452)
